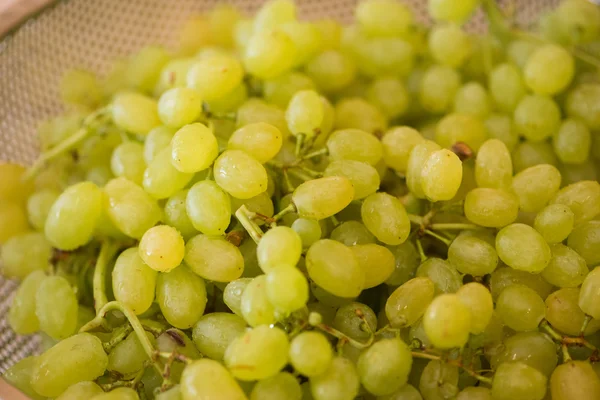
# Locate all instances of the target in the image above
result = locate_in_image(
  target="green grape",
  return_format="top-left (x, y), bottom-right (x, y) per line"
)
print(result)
top-left (554, 118), bottom-right (592, 164)
top-left (91, 387), bottom-right (139, 400)
top-left (104, 177), bottom-right (161, 239)
top-left (139, 225), bottom-right (184, 272)
top-left (164, 190), bottom-right (198, 240)
top-left (206, 82), bottom-right (247, 114)
top-left (386, 277), bottom-right (435, 328)
top-left (225, 325), bottom-right (289, 381)
top-left (358, 338), bottom-right (412, 396)
top-left (56, 381), bottom-right (104, 400)
top-left (0, 163), bottom-right (34, 204)
top-left (228, 122), bottom-right (283, 164)
top-left (8, 270), bottom-right (46, 334)
top-left (496, 223), bottom-right (551, 273)
top-left (464, 188), bottom-right (519, 228)
top-left (355, 0), bottom-right (412, 37)
top-left (110, 142), bottom-right (145, 185)
top-left (456, 282), bottom-right (493, 334)
top-left (569, 220), bottom-right (600, 267)
top-left (1, 232), bottom-right (51, 280)
top-left (550, 180), bottom-right (600, 224)
top-left (351, 244), bottom-right (395, 289)
top-left (496, 284), bottom-right (545, 332)
top-left (112, 247), bottom-right (157, 314)
top-left (184, 234), bottom-right (244, 282)
top-left (236, 99), bottom-right (290, 137)
top-left (310, 357), bottom-right (360, 400)
top-left (406, 140), bottom-right (441, 198)
top-left (361, 192), bottom-right (410, 245)
top-left (31, 333), bottom-right (108, 397)
top-left (419, 65), bottom-right (461, 114)
top-left (333, 97), bottom-right (388, 134)
top-left (513, 95), bottom-right (561, 142)
top-left (377, 384), bottom-right (423, 400)
top-left (566, 84), bottom-right (600, 130)
top-left (534, 204), bottom-right (574, 243)
top-left (224, 278), bottom-right (253, 316)
top-left (351, 35), bottom-right (415, 79)
top-left (416, 258), bottom-right (462, 294)
top-left (291, 218), bottom-right (322, 248)
top-left (279, 21), bottom-right (322, 67)
top-left (489, 266), bottom-right (553, 301)
top-left (192, 312), bottom-right (247, 361)
top-left (428, 23), bottom-right (472, 68)
top-left (420, 149), bottom-right (463, 201)
top-left (4, 356), bottom-right (45, 400)
top-left (435, 113), bottom-right (488, 151)
top-left (448, 233), bottom-right (498, 276)
top-left (289, 331), bottom-right (332, 377)
top-left (285, 90), bottom-right (324, 138)
top-left (366, 78), bottom-right (410, 119)
top-left (26, 189), bottom-right (59, 231)
top-left (265, 265), bottom-right (308, 313)
top-left (506, 39), bottom-right (538, 67)
top-left (143, 145), bottom-right (194, 199)
top-left (561, 159), bottom-right (597, 185)
top-left (306, 239), bottom-right (364, 298)
top-left (253, 0), bottom-right (296, 31)
top-left (241, 275), bottom-right (277, 326)
top-left (423, 293), bottom-right (471, 348)
top-left (206, 4), bottom-right (242, 48)
top-left (256, 226), bottom-right (301, 272)
top-left (156, 265), bottom-right (207, 329)
top-left (85, 165), bottom-right (113, 187)
top-left (512, 140), bottom-right (559, 173)
top-left (250, 372), bottom-right (302, 400)
top-left (155, 385), bottom-right (181, 400)
top-left (546, 287), bottom-right (600, 336)
top-left (428, 0), bottom-right (479, 23)
top-left (230, 192), bottom-right (274, 226)
top-left (143, 126), bottom-right (175, 164)
top-left (491, 362), bottom-right (547, 400)
top-left (333, 302), bottom-right (377, 341)
top-left (156, 57), bottom-right (195, 93)
top-left (170, 123), bottom-right (219, 173)
top-left (306, 50), bottom-right (356, 94)
top-left (488, 63), bottom-right (526, 113)
top-left (125, 46), bottom-right (170, 92)
top-left (331, 220), bottom-right (375, 246)
top-left (108, 331), bottom-right (155, 375)
top-left (186, 55), bottom-right (243, 102)
top-left (214, 149), bottom-right (268, 199)
top-left (111, 91), bottom-right (160, 136)
top-left (156, 328), bottom-right (201, 382)
top-left (244, 29), bottom-right (296, 80)
top-left (186, 180), bottom-right (231, 236)
top-left (45, 181), bottom-right (102, 250)
top-left (327, 128), bottom-right (383, 166)
top-left (419, 360), bottom-right (459, 400)
top-left (475, 139), bottom-right (512, 189)
top-left (524, 44), bottom-right (574, 95)
top-left (157, 87), bottom-right (203, 128)
top-left (381, 127), bottom-right (424, 173)
top-left (292, 176), bottom-right (354, 220)
top-left (181, 359), bottom-right (246, 400)
top-left (541, 243), bottom-right (588, 288)
top-left (313, 19), bottom-right (341, 50)
top-left (324, 160), bottom-right (380, 200)
top-left (385, 241), bottom-right (420, 286)
top-left (60, 69), bottom-right (102, 107)
top-left (556, 0), bottom-right (600, 44)
top-left (491, 331), bottom-right (557, 377)
top-left (453, 81), bottom-right (491, 119)
top-left (35, 275), bottom-right (78, 340)
top-left (579, 266), bottom-right (600, 319)
top-left (263, 71), bottom-right (315, 108)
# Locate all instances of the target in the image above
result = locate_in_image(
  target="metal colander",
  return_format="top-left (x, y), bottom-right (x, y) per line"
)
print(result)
top-left (0, 0), bottom-right (560, 374)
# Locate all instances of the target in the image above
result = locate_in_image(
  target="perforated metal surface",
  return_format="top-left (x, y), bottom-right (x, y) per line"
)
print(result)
top-left (0, 0), bottom-right (559, 373)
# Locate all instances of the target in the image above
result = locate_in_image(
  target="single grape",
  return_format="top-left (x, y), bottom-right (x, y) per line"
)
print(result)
top-left (143, 126), bottom-right (175, 164)
top-left (419, 360), bottom-right (459, 400)
top-left (111, 91), bottom-right (160, 136)
top-left (327, 128), bottom-right (383, 166)
top-left (223, 278), bottom-right (253, 316)
top-left (546, 288), bottom-right (600, 336)
top-left (310, 357), bottom-right (360, 400)
top-left (291, 218), bottom-right (322, 248)
top-left (534, 204), bottom-right (574, 244)
top-left (355, 0), bottom-right (413, 37)
top-left (228, 122), bottom-right (283, 164)
top-left (163, 190), bottom-right (198, 241)
top-left (186, 180), bottom-right (231, 236)
top-left (240, 275), bottom-right (277, 327)
top-left (324, 160), bottom-right (380, 200)
top-left (496, 284), bottom-right (545, 332)
top-left (56, 381), bottom-right (104, 400)
top-left (553, 118), bottom-right (591, 165)
top-left (139, 225), bottom-right (184, 272)
top-left (416, 257), bottom-right (462, 294)
top-left (256, 226), bottom-right (302, 272)
top-left (192, 312), bottom-right (247, 361)
top-left (289, 331), bottom-right (332, 377)
top-left (35, 275), bottom-right (78, 340)
top-left (156, 265), bottom-right (207, 329)
top-left (464, 188), bottom-right (519, 228)
top-left (285, 90), bottom-right (324, 138)
top-left (184, 234), bottom-right (244, 282)
top-left (358, 338), bottom-right (413, 396)
top-left (108, 331), bottom-right (155, 376)
top-left (513, 140), bottom-right (559, 173)
top-left (420, 149), bottom-right (463, 201)
top-left (306, 50), bottom-right (356, 94)
top-left (448, 234), bottom-right (498, 276)
top-left (181, 359), bottom-right (246, 400)
top-left (244, 29), bottom-right (296, 79)
top-left (513, 95), bottom-right (561, 142)
top-left (386, 277), bottom-right (435, 328)
top-left (265, 265), bottom-right (309, 313)
top-left (491, 362), bottom-right (547, 400)
top-left (125, 45), bottom-right (170, 92)
top-left (566, 83), bottom-right (600, 130)
top-left (1, 232), bottom-right (51, 280)
top-left (419, 65), bottom-right (461, 114)
top-left (214, 149), bottom-right (268, 199)
top-left (109, 141), bottom-right (145, 185)
top-left (428, 23), bottom-right (472, 68)
top-left (428, 0), bottom-right (479, 23)
top-left (26, 189), bottom-right (59, 231)
top-left (551, 360), bottom-right (600, 400)
top-left (250, 372), bottom-right (302, 400)
top-left (435, 113), bottom-right (488, 151)
top-left (453, 81), bottom-right (491, 119)
top-left (366, 77), bottom-right (410, 119)
top-left (381, 127), bottom-right (424, 173)
top-left (475, 139), bottom-right (512, 189)
top-left (550, 180), bottom-right (600, 225)
top-left (143, 145), bottom-right (194, 199)
top-left (8, 270), bottom-right (46, 334)
top-left (330, 220), bottom-right (375, 246)
top-left (170, 123), bottom-right (219, 173)
top-left (351, 244), bottom-right (395, 289)
top-left (406, 139), bottom-right (441, 198)
top-left (333, 302), bottom-right (377, 341)
top-left (489, 266), bottom-right (554, 301)
top-left (423, 293), bottom-right (471, 349)
top-left (157, 87), bottom-right (203, 128)
top-left (541, 243), bottom-right (588, 288)
top-left (292, 176), bottom-right (354, 220)
top-left (112, 247), bottom-right (157, 315)
top-left (361, 192), bottom-right (410, 245)
top-left (186, 54), bottom-right (244, 102)
top-left (456, 282), bottom-right (493, 334)
top-left (488, 63), bottom-right (526, 113)
top-left (496, 223), bottom-right (551, 273)
top-left (491, 331), bottom-right (558, 377)
top-left (524, 44), bottom-right (574, 95)
top-left (351, 36), bottom-right (414, 80)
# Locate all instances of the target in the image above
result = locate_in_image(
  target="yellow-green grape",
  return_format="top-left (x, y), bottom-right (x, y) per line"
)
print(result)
top-left (250, 372), bottom-right (302, 400)
top-left (156, 265), bottom-right (207, 329)
top-left (524, 44), bottom-right (574, 95)
top-left (546, 288), bottom-right (600, 337)
top-left (358, 338), bottom-right (412, 396)
top-left (514, 95), bottom-right (561, 142)
top-left (381, 127), bottom-right (424, 173)
top-left (91, 387), bottom-right (139, 400)
top-left (406, 140), bottom-right (441, 198)
top-left (566, 84), bottom-right (600, 130)
top-left (475, 139), bottom-right (512, 189)
top-left (569, 221), bottom-right (600, 266)
top-left (351, 244), bottom-right (395, 289)
top-left (155, 385), bottom-right (182, 400)
top-left (428, 23), bottom-right (471, 67)
top-left (366, 77), bottom-right (410, 119)
top-left (157, 87), bottom-right (203, 128)
top-left (214, 150), bottom-right (268, 199)
top-left (186, 180), bottom-right (231, 236)
top-left (289, 331), bottom-right (332, 377)
top-left (230, 192), bottom-right (274, 225)
top-left (579, 267), bottom-right (600, 319)
top-left (456, 282), bottom-right (493, 334)
top-left (292, 176), bottom-right (354, 220)
top-left (228, 122), bottom-right (282, 164)
top-left (26, 189), bottom-right (58, 231)
top-left (1, 232), bottom-right (51, 280)
top-left (420, 149), bottom-right (463, 201)
top-left (423, 293), bottom-right (471, 349)
top-left (361, 192), bottom-right (411, 245)
top-left (56, 381), bottom-right (104, 400)
top-left (86, 165), bottom-right (113, 187)
top-left (419, 65), bottom-right (461, 114)
top-left (143, 145), bottom-right (194, 199)
top-left (184, 234), bottom-right (244, 282)
top-left (551, 360), bottom-right (600, 400)
top-left (241, 275), bottom-right (277, 326)
top-left (491, 362), bottom-right (547, 400)
top-left (556, 0), bottom-right (600, 44)
top-left (177, 15), bottom-right (212, 55)
top-left (112, 247), bottom-right (157, 315)
top-left (192, 312), bottom-right (247, 361)
top-left (111, 91), bottom-right (160, 136)
top-left (107, 331), bottom-right (155, 376)
top-left (490, 266), bottom-right (554, 301)
top-left (464, 188), bottom-right (519, 228)
top-left (553, 118), bottom-right (591, 165)
top-left (8, 270), bottom-right (46, 334)
top-left (60, 69), bottom-right (102, 107)
top-left (139, 225), bottom-right (184, 272)
top-left (324, 160), bottom-right (380, 201)
top-left (285, 90), bottom-right (324, 138)
top-left (0, 202), bottom-right (32, 244)
top-left (379, 384), bottom-right (423, 400)
top-left (253, 0), bottom-right (296, 31)
top-left (224, 278), bottom-right (252, 316)
top-left (206, 82), bottom-right (248, 114)
top-left (352, 35), bottom-right (415, 78)
top-left (306, 239), bottom-right (364, 298)
top-left (355, 0), bottom-right (413, 36)
top-left (244, 29), bottom-right (296, 80)
top-left (310, 282), bottom-right (354, 308)
top-left (496, 223), bottom-right (551, 273)
top-left (45, 181), bottom-right (102, 250)
top-left (31, 333), bottom-right (108, 398)
top-left (104, 177), bottom-right (162, 239)
top-left (506, 39), bottom-right (538, 68)
top-left (0, 163), bottom-right (34, 204)
top-left (225, 325), bottom-right (289, 381)
top-left (333, 97), bottom-right (388, 134)
top-left (541, 243), bottom-right (588, 288)
top-left (110, 142), bottom-right (145, 185)
top-left (206, 4), bottom-right (242, 48)
top-left (305, 50), bottom-right (356, 94)
top-left (309, 357), bottom-right (360, 400)
top-left (488, 63), bottom-right (526, 113)
top-left (551, 180), bottom-right (600, 224)
top-left (428, 0), bottom-right (479, 23)
top-left (236, 99), bottom-right (289, 137)
top-left (331, 220), bottom-right (375, 246)
top-left (419, 359), bottom-right (459, 400)
top-left (125, 46), bottom-right (170, 93)
top-left (186, 55), bottom-right (244, 102)
top-left (435, 113), bottom-right (488, 151)
top-left (291, 218), bottom-right (322, 248)
top-left (416, 258), bottom-right (462, 294)
top-left (496, 284), bottom-right (545, 331)
top-left (385, 241), bottom-right (421, 286)
top-left (181, 359), bottom-right (247, 400)
top-left (164, 190), bottom-right (198, 241)
top-left (332, 302), bottom-right (377, 342)
top-left (327, 129), bottom-right (383, 166)
top-left (143, 126), bottom-right (175, 164)
top-left (385, 277), bottom-right (435, 328)
top-left (448, 233), bottom-right (498, 276)
top-left (171, 123), bottom-right (219, 173)
top-left (453, 81), bottom-right (491, 119)
top-left (155, 57), bottom-right (195, 93)
top-left (279, 21), bottom-right (322, 66)
top-left (490, 331), bottom-right (558, 377)
top-left (263, 71), bottom-right (315, 108)
top-left (266, 265), bottom-right (309, 313)
top-left (313, 19), bottom-right (341, 50)
top-left (257, 226), bottom-right (302, 272)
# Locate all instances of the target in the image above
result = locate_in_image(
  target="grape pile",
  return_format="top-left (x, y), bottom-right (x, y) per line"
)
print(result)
top-left (2, 0), bottom-right (600, 399)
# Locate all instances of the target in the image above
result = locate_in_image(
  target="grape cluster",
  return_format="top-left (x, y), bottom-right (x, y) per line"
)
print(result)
top-left (2, 0), bottom-right (600, 399)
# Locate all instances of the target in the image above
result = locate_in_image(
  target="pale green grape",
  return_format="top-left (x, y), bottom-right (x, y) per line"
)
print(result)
top-left (419, 360), bottom-right (459, 400)
top-left (0, 163), bottom-right (34, 204)
top-left (3, 356), bottom-right (44, 400)
top-left (546, 288), bottom-right (600, 336)
top-left (206, 82), bottom-right (247, 113)
top-left (224, 278), bottom-right (253, 316)
top-left (85, 165), bottom-right (113, 187)
top-left (569, 220), bottom-right (600, 267)
top-left (514, 95), bottom-right (561, 142)
top-left (125, 45), bottom-right (170, 92)
top-left (35, 275), bottom-right (78, 340)
top-left (285, 90), bottom-right (324, 138)
top-left (164, 190), bottom-right (198, 240)
top-left (280, 21), bottom-right (322, 67)
top-left (358, 338), bottom-right (412, 396)
top-left (108, 331), bottom-right (155, 376)
top-left (45, 181), bottom-right (102, 250)
top-left (331, 220), bottom-right (375, 246)
top-left (143, 126), bottom-right (175, 164)
top-left (192, 312), bottom-right (247, 361)
top-left (263, 71), bottom-right (315, 108)
top-left (416, 258), bottom-right (462, 294)
top-left (143, 145), bottom-right (194, 199)
top-left (181, 359), bottom-right (246, 400)
top-left (385, 241), bottom-right (420, 286)
top-left (551, 180), bottom-right (600, 225)
top-left (156, 329), bottom-right (201, 383)
top-left (230, 193), bottom-right (274, 226)
top-left (157, 87), bottom-right (203, 131)
top-left (428, 0), bottom-right (479, 23)
top-left (60, 69), bottom-right (102, 107)
top-left (291, 218), bottom-right (321, 248)
top-left (333, 97), bottom-right (388, 134)
top-left (156, 57), bottom-right (195, 93)
top-left (111, 91), bottom-right (160, 136)
top-left (26, 189), bottom-right (59, 231)
top-left (250, 372), bottom-right (302, 400)
top-left (186, 180), bottom-right (231, 236)
top-left (156, 265), bottom-right (207, 329)
top-left (289, 331), bottom-right (332, 377)
top-left (456, 282), bottom-right (493, 334)
top-left (566, 84), bottom-right (600, 130)
top-left (8, 270), bottom-right (46, 334)
top-left (306, 239), bottom-right (364, 298)
top-left (556, 0), bottom-right (600, 44)
top-left (464, 188), bottom-right (519, 228)
top-left (327, 128), bottom-right (383, 165)
top-left (488, 63), bottom-right (526, 113)
top-left (292, 176), bottom-right (354, 220)
top-left (419, 65), bottom-right (461, 114)
top-left (579, 267), bottom-right (600, 319)
top-left (366, 78), bottom-right (410, 119)
top-left (257, 226), bottom-right (302, 272)
top-left (385, 277), bottom-right (435, 328)
top-left (139, 225), bottom-right (184, 272)
top-left (491, 362), bottom-right (547, 400)
top-left (324, 160), bottom-right (379, 200)
top-left (475, 139), bottom-right (512, 189)
top-left (351, 244), bottom-right (395, 288)
top-left (310, 357), bottom-right (360, 400)
top-left (491, 331), bottom-right (557, 377)
top-left (361, 192), bottom-right (410, 245)
top-left (406, 140), bottom-right (441, 198)
top-left (244, 30), bottom-right (296, 79)
top-left (513, 164), bottom-right (562, 213)
top-left (377, 384), bottom-right (423, 400)
top-left (266, 265), bottom-right (309, 312)
top-left (333, 302), bottom-right (377, 341)
top-left (496, 223), bottom-right (551, 273)
top-left (541, 244), bottom-right (588, 288)
top-left (171, 123), bottom-right (219, 173)
top-left (554, 118), bottom-right (592, 165)
top-left (241, 275), bottom-right (277, 326)
top-left (185, 234), bottom-right (244, 282)
top-left (56, 381), bottom-right (104, 400)
top-left (513, 140), bottom-right (558, 173)
top-left (496, 284), bottom-right (545, 331)
top-left (423, 293), bottom-right (471, 348)
top-left (489, 266), bottom-right (553, 301)
top-left (110, 141), bottom-right (145, 185)
top-left (453, 81), bottom-right (491, 119)
top-left (1, 232), bottom-right (51, 280)
top-left (91, 387), bottom-right (139, 400)
top-left (448, 233), bottom-right (498, 276)
top-left (428, 23), bottom-right (472, 68)
top-left (551, 360), bottom-right (600, 400)
top-left (228, 122), bottom-right (283, 164)
top-left (214, 150), bottom-right (268, 199)
top-left (112, 247), bottom-right (157, 315)
top-left (356, 0), bottom-right (412, 37)
top-left (420, 149), bottom-right (463, 201)
top-left (435, 113), bottom-right (488, 151)
top-left (253, 0), bottom-right (296, 31)
top-left (31, 333), bottom-right (108, 397)
top-left (306, 50), bottom-right (356, 94)
top-left (236, 99), bottom-right (290, 137)
top-left (351, 35), bottom-right (415, 79)
top-left (524, 44), bottom-right (574, 95)
top-left (186, 55), bottom-right (244, 102)
top-left (381, 127), bottom-right (424, 173)
top-left (534, 204), bottom-right (574, 243)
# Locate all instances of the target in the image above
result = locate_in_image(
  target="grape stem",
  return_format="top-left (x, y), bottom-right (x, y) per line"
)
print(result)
top-left (539, 320), bottom-right (597, 351)
top-left (408, 214), bottom-right (424, 225)
top-left (154, 351), bottom-right (194, 365)
top-left (416, 239), bottom-right (427, 262)
top-left (410, 351), bottom-right (494, 385)
top-left (93, 240), bottom-right (120, 313)
top-left (313, 322), bottom-right (374, 349)
top-left (301, 148), bottom-right (328, 161)
top-left (272, 203), bottom-right (297, 223)
top-left (295, 133), bottom-right (306, 157)
top-left (580, 315), bottom-right (592, 336)
top-left (429, 223), bottom-right (479, 231)
top-left (424, 229), bottom-right (452, 246)
top-left (103, 323), bottom-right (134, 352)
top-left (296, 165), bottom-right (323, 178)
top-left (235, 205), bottom-right (264, 244)
top-left (562, 344), bottom-right (573, 362)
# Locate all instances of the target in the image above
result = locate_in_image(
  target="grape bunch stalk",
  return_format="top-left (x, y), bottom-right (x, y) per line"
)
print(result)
top-left (2, 0), bottom-right (600, 399)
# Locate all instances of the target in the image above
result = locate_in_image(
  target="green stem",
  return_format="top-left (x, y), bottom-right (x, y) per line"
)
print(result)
top-left (408, 214), bottom-right (424, 225)
top-left (411, 351), bottom-right (494, 385)
top-left (103, 324), bottom-right (134, 353)
top-left (235, 205), bottom-right (264, 244)
top-left (301, 148), bottom-right (328, 161)
top-left (287, 167), bottom-right (314, 182)
top-left (424, 229), bottom-right (452, 246)
top-left (93, 240), bottom-right (119, 314)
top-left (295, 165), bottom-right (323, 178)
top-left (283, 169), bottom-right (295, 193)
top-left (272, 203), bottom-right (297, 223)
top-left (562, 344), bottom-right (573, 362)
top-left (580, 315), bottom-right (592, 336)
top-left (416, 239), bottom-right (427, 262)
top-left (315, 323), bottom-right (374, 349)
top-left (295, 133), bottom-right (306, 158)
top-left (429, 223), bottom-right (480, 231)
